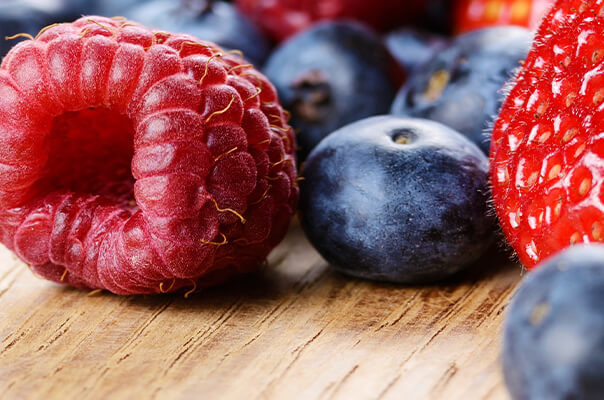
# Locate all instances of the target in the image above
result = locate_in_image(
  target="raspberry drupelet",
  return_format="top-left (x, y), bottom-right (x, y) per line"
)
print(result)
top-left (0, 16), bottom-right (298, 295)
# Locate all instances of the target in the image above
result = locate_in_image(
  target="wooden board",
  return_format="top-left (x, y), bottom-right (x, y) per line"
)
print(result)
top-left (0, 219), bottom-right (521, 400)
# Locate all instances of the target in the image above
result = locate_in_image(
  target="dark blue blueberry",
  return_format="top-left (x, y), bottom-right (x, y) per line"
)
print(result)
top-left (503, 245), bottom-right (604, 400)
top-left (412, 0), bottom-right (453, 35)
top-left (0, 0), bottom-right (93, 57)
top-left (263, 21), bottom-right (403, 160)
top-left (390, 26), bottom-right (532, 154)
top-left (384, 28), bottom-right (445, 73)
top-left (299, 116), bottom-right (493, 284)
top-left (122, 0), bottom-right (271, 65)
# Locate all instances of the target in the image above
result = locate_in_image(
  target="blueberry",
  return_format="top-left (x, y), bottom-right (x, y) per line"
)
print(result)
top-left (390, 26), bottom-right (532, 154)
top-left (384, 28), bottom-right (445, 72)
top-left (412, 0), bottom-right (454, 35)
top-left (263, 21), bottom-right (403, 161)
top-left (299, 116), bottom-right (493, 284)
top-left (503, 245), bottom-right (604, 400)
top-left (122, 0), bottom-right (271, 65)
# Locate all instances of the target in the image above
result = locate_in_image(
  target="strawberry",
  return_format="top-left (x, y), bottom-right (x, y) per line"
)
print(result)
top-left (0, 16), bottom-right (298, 295)
top-left (454, 0), bottom-right (555, 33)
top-left (490, 0), bottom-right (604, 268)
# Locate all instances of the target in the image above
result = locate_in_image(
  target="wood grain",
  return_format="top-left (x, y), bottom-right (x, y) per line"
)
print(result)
top-left (0, 219), bottom-right (521, 400)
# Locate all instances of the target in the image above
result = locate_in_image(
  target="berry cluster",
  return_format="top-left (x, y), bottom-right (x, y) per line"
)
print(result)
top-left (0, 0), bottom-right (541, 295)
top-left (3, 2), bottom-right (604, 397)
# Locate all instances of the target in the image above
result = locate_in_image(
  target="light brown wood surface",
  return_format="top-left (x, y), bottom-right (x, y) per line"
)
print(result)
top-left (0, 219), bottom-right (521, 400)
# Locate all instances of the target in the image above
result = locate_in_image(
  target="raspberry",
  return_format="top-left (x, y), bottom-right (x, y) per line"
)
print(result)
top-left (490, 0), bottom-right (604, 268)
top-left (0, 16), bottom-right (298, 295)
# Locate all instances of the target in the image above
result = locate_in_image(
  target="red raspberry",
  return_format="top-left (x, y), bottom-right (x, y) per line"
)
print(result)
top-left (490, 0), bottom-right (604, 268)
top-left (0, 16), bottom-right (298, 295)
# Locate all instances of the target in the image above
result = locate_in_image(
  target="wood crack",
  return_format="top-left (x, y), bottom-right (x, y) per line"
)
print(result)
top-left (430, 362), bottom-right (459, 394)
top-left (325, 364), bottom-right (359, 400)
top-left (258, 327), bottom-right (325, 399)
top-left (163, 298), bottom-right (244, 375)
top-left (374, 291), bottom-right (421, 332)
top-left (37, 317), bottom-right (72, 351)
top-left (376, 286), bottom-right (478, 399)
top-left (255, 262), bottom-right (328, 329)
top-left (377, 373), bottom-right (402, 400)
top-left (471, 284), bottom-right (516, 328)
top-left (242, 332), bottom-right (262, 348)
top-left (0, 331), bottom-right (26, 354)
top-left (121, 300), bottom-right (173, 349)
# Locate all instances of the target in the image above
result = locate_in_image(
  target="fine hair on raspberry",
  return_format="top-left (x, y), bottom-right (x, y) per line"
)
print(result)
top-left (0, 16), bottom-right (298, 295)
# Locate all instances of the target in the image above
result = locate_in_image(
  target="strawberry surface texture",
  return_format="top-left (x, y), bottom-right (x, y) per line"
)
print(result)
top-left (0, 16), bottom-right (298, 295)
top-left (490, 0), bottom-right (604, 268)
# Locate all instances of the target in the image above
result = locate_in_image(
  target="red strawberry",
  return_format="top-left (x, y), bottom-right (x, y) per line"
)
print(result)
top-left (490, 0), bottom-right (604, 268)
top-left (0, 16), bottom-right (298, 295)
top-left (454, 0), bottom-right (555, 33)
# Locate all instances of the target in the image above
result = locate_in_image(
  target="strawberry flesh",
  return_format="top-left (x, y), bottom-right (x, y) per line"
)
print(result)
top-left (491, 0), bottom-right (604, 267)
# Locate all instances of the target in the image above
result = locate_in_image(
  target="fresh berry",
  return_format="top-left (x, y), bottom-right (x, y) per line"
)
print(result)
top-left (391, 26), bottom-right (532, 154)
top-left (0, 16), bottom-right (298, 295)
top-left (263, 21), bottom-right (403, 160)
top-left (299, 116), bottom-right (493, 284)
top-left (454, 0), bottom-right (554, 33)
top-left (503, 244), bottom-right (604, 400)
top-left (384, 28), bottom-right (446, 73)
top-left (490, 0), bottom-right (604, 268)
top-left (123, 0), bottom-right (271, 65)
top-left (235, 0), bottom-right (440, 42)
